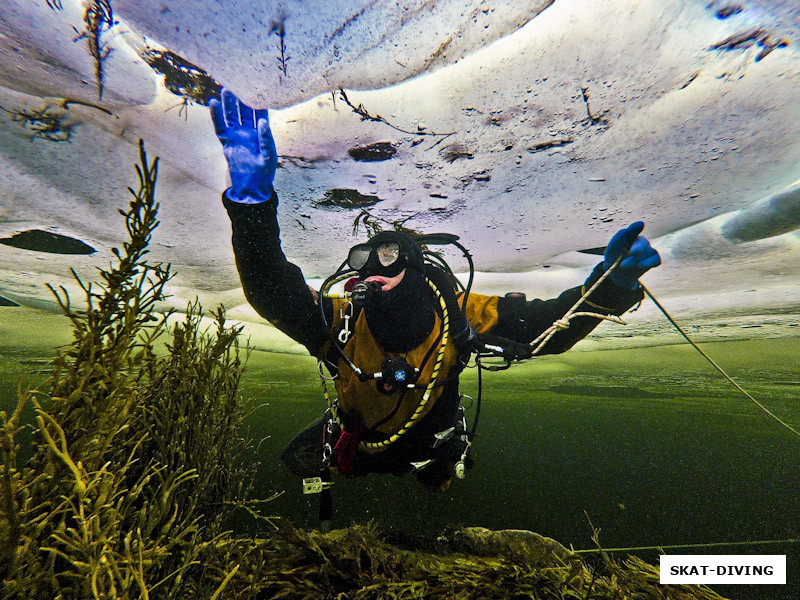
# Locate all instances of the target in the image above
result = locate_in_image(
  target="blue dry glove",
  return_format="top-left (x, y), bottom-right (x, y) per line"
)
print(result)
top-left (209, 87), bottom-right (277, 203)
top-left (603, 221), bottom-right (661, 290)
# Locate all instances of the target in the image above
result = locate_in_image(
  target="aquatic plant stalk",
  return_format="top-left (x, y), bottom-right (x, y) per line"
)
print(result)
top-left (0, 140), bottom-right (258, 599)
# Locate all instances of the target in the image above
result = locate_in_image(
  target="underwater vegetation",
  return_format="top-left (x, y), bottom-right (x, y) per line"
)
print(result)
top-left (0, 142), bottom-right (728, 599)
top-left (73, 0), bottom-right (117, 100)
top-left (351, 209), bottom-right (423, 240)
top-left (0, 98), bottom-right (113, 143)
top-left (0, 141), bottom-right (259, 599)
top-left (0, 103), bottom-right (75, 142)
top-left (337, 89), bottom-right (455, 144)
top-left (141, 48), bottom-right (222, 108)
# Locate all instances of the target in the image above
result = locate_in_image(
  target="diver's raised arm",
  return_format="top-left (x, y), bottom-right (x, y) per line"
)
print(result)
top-left (211, 88), bottom-right (328, 354)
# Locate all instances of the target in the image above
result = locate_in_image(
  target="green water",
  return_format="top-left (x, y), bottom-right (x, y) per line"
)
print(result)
top-left (2, 306), bottom-right (798, 599)
top-left (240, 336), bottom-right (799, 599)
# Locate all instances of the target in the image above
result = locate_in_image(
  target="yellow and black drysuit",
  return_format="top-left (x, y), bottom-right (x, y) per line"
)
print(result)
top-left (222, 192), bottom-right (645, 488)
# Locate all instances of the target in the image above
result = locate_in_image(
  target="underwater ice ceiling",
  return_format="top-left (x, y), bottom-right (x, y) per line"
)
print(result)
top-left (1, 0), bottom-right (800, 336)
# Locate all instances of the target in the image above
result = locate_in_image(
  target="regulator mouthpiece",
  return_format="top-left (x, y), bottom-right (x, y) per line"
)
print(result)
top-left (350, 279), bottom-right (382, 308)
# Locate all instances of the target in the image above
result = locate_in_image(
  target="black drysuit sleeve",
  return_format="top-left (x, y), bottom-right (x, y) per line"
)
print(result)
top-left (489, 263), bottom-right (645, 355)
top-left (222, 191), bottom-right (329, 355)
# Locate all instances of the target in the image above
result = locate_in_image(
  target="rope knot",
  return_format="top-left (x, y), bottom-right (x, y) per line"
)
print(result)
top-left (554, 318), bottom-right (571, 330)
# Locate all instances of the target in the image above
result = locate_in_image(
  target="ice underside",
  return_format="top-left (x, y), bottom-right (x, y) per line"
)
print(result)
top-left (1, 0), bottom-right (799, 348)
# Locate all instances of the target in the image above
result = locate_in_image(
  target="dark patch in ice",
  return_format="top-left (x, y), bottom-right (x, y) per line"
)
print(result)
top-left (440, 143), bottom-right (473, 163)
top-left (17, 357), bottom-right (54, 375)
top-left (315, 189), bottom-right (383, 209)
top-left (280, 156), bottom-right (322, 169)
top-left (18, 358), bottom-right (51, 366)
top-left (0, 294), bottom-right (20, 307)
top-left (0, 230), bottom-right (96, 254)
top-left (678, 72), bottom-right (699, 90)
top-left (754, 36), bottom-right (790, 62)
top-left (709, 28), bottom-right (789, 62)
top-left (527, 138), bottom-right (573, 153)
top-left (715, 5), bottom-right (743, 19)
top-left (576, 246), bottom-right (606, 256)
top-left (348, 142), bottom-right (397, 162)
top-left (710, 28), bottom-right (766, 51)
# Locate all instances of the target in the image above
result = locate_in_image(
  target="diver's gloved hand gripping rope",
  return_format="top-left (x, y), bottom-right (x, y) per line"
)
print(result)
top-left (210, 87), bottom-right (277, 204)
top-left (521, 222), bottom-right (659, 357)
top-left (603, 221), bottom-right (661, 289)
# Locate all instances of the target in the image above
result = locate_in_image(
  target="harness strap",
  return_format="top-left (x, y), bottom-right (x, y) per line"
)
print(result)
top-left (325, 300), bottom-right (364, 372)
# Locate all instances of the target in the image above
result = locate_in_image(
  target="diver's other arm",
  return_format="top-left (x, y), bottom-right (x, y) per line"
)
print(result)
top-left (211, 88), bottom-right (328, 354)
top-left (491, 222), bottom-right (660, 354)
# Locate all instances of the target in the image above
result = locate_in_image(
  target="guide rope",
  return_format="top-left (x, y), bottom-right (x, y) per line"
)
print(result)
top-left (572, 537), bottom-right (800, 555)
top-left (528, 255), bottom-right (627, 356)
top-left (527, 259), bottom-right (800, 558)
top-left (530, 255), bottom-right (800, 440)
top-left (639, 282), bottom-right (800, 440)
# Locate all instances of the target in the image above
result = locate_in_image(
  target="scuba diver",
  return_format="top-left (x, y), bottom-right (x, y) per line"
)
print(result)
top-left (209, 88), bottom-right (661, 500)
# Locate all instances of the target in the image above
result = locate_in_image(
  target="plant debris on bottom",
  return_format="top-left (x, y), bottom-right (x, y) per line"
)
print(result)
top-left (197, 523), bottom-right (728, 600)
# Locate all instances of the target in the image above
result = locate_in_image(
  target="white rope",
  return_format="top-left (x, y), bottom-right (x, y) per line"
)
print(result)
top-left (528, 256), bottom-right (626, 356)
top-left (640, 282), bottom-right (800, 440)
top-left (530, 255), bottom-right (800, 440)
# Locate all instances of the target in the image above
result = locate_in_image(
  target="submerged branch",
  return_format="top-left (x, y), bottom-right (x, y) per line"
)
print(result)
top-left (338, 88), bottom-right (455, 140)
top-left (73, 1), bottom-right (116, 100)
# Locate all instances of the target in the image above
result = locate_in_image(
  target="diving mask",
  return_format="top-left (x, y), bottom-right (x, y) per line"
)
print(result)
top-left (347, 231), bottom-right (425, 278)
top-left (348, 242), bottom-right (401, 271)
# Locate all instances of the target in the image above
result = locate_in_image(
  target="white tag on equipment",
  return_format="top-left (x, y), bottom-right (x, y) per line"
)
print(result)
top-left (302, 477), bottom-right (333, 495)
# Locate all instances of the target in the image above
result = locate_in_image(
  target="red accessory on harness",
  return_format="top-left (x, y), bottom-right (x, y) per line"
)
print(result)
top-left (344, 277), bottom-right (361, 292)
top-left (332, 418), bottom-right (364, 474)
